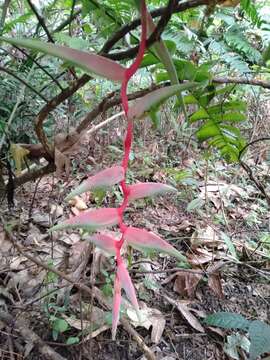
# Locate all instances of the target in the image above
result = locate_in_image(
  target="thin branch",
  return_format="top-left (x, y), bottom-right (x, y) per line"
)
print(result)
top-left (104, 0), bottom-right (179, 61)
top-left (213, 76), bottom-right (270, 90)
top-left (53, 8), bottom-right (82, 33)
top-left (13, 162), bottom-right (56, 189)
top-left (238, 137), bottom-right (270, 206)
top-left (101, 0), bottom-right (209, 54)
top-left (88, 0), bottom-right (124, 27)
top-left (34, 74), bottom-right (90, 159)
top-left (0, 0), bottom-right (11, 34)
top-left (0, 66), bottom-right (48, 102)
top-left (77, 83), bottom-right (164, 132)
top-left (86, 111), bottom-right (124, 135)
top-left (27, 0), bottom-right (54, 42)
top-left (69, 0), bottom-right (76, 36)
top-left (13, 46), bottom-right (64, 91)
top-left (39, 71), bottom-right (66, 93)
top-left (239, 137), bottom-right (270, 159)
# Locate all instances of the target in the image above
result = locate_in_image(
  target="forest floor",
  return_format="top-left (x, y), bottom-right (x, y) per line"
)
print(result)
top-left (0, 126), bottom-right (269, 360)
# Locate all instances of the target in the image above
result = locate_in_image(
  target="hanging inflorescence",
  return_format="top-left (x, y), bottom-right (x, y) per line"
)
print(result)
top-left (42, 0), bottom-right (187, 339)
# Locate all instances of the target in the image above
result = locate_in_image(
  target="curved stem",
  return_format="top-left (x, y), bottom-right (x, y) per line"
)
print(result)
top-left (117, 0), bottom-right (147, 243)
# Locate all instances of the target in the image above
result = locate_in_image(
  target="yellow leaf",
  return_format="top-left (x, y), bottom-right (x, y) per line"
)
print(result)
top-left (10, 144), bottom-right (30, 175)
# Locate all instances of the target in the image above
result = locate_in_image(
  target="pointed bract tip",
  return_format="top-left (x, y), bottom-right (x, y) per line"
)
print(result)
top-left (49, 208), bottom-right (119, 232)
top-left (65, 165), bottom-right (124, 201)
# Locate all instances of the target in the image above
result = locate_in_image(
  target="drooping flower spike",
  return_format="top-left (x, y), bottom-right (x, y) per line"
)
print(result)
top-left (46, 0), bottom-right (188, 339)
top-left (112, 0), bottom-right (148, 338)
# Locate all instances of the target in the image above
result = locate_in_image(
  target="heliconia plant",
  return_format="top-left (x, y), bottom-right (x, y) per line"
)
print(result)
top-left (2, 0), bottom-right (192, 339)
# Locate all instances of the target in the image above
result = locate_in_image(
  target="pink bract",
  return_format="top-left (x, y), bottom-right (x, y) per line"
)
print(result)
top-left (128, 182), bottom-right (176, 201)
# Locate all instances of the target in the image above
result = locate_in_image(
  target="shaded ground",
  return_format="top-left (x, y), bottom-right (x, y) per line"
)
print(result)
top-left (0, 130), bottom-right (269, 360)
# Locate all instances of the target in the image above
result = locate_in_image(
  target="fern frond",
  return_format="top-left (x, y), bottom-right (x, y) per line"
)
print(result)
top-left (225, 30), bottom-right (261, 63)
top-left (223, 53), bottom-right (251, 74)
top-left (163, 29), bottom-right (196, 55)
top-left (188, 95), bottom-right (246, 161)
top-left (240, 0), bottom-right (262, 27)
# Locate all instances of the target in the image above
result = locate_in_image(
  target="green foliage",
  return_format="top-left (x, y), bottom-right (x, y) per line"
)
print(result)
top-left (51, 318), bottom-right (69, 340)
top-left (205, 312), bottom-right (250, 330)
top-left (186, 85), bottom-right (246, 161)
top-left (205, 312), bottom-right (270, 360)
top-left (224, 27), bottom-right (261, 64)
top-left (240, 0), bottom-right (262, 27)
top-left (249, 320), bottom-right (270, 360)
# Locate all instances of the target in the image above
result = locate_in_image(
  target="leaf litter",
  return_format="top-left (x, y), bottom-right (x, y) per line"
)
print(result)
top-left (0, 141), bottom-right (269, 360)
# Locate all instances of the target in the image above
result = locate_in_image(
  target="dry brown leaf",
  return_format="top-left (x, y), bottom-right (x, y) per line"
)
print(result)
top-left (62, 315), bottom-right (91, 330)
top-left (69, 241), bottom-right (91, 270)
top-left (63, 306), bottom-right (106, 330)
top-left (173, 271), bottom-right (203, 298)
top-left (71, 207), bottom-right (81, 216)
top-left (32, 211), bottom-right (51, 228)
top-left (10, 256), bottom-right (28, 270)
top-left (68, 196), bottom-right (88, 210)
top-left (188, 249), bottom-right (215, 265)
top-left (0, 227), bottom-right (12, 254)
top-left (191, 225), bottom-right (221, 249)
top-left (163, 294), bottom-right (205, 333)
top-left (50, 204), bottom-right (64, 218)
top-left (127, 302), bottom-right (166, 343)
top-left (208, 326), bottom-right (225, 337)
top-left (208, 273), bottom-right (224, 299)
top-left (59, 233), bottom-right (81, 245)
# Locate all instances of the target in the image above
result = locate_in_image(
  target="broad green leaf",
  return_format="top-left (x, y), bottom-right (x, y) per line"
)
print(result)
top-left (187, 198), bottom-right (204, 212)
top-left (208, 101), bottom-right (246, 114)
top-left (214, 113), bottom-right (246, 123)
top-left (221, 232), bottom-right (238, 259)
top-left (50, 208), bottom-right (119, 232)
top-left (224, 334), bottom-right (250, 360)
top-left (65, 166), bottom-right (124, 200)
top-left (0, 37), bottom-right (125, 82)
top-left (189, 108), bottom-right (209, 123)
top-left (196, 122), bottom-right (220, 141)
top-left (221, 125), bottom-right (241, 137)
top-left (249, 320), bottom-right (270, 360)
top-left (128, 83), bottom-right (197, 120)
top-left (52, 318), bottom-right (69, 333)
top-left (141, 53), bottom-right (160, 67)
top-left (204, 312), bottom-right (250, 330)
top-left (66, 337), bottom-right (80, 345)
top-left (140, 40), bottom-right (176, 68)
top-left (183, 94), bottom-right (198, 105)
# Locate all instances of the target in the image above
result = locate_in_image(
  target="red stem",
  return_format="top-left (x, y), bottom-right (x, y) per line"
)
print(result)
top-left (116, 0), bottom-right (147, 259)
